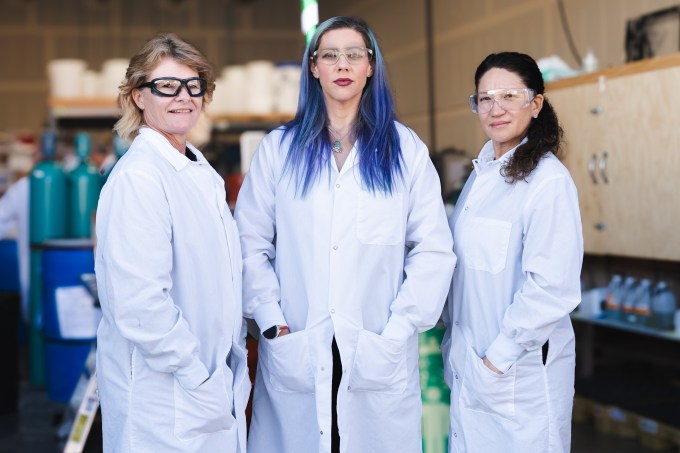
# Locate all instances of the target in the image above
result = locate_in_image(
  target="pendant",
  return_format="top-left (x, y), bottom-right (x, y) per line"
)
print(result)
top-left (332, 140), bottom-right (342, 153)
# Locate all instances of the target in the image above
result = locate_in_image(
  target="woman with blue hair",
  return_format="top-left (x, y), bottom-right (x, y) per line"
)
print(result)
top-left (235, 16), bottom-right (455, 453)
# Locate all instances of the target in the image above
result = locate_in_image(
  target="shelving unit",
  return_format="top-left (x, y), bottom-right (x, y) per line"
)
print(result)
top-left (571, 311), bottom-right (680, 343)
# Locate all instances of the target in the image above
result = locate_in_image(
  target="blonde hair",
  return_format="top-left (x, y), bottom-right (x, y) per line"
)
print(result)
top-left (114, 33), bottom-right (216, 142)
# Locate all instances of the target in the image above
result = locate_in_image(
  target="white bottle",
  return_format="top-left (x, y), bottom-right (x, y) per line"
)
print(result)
top-left (633, 278), bottom-right (652, 326)
top-left (582, 50), bottom-right (599, 73)
top-left (652, 281), bottom-right (677, 330)
top-left (620, 276), bottom-right (637, 323)
top-left (604, 275), bottom-right (623, 321)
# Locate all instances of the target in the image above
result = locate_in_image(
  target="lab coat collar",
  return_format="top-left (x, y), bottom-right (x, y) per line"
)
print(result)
top-left (139, 127), bottom-right (207, 172)
top-left (472, 136), bottom-right (528, 174)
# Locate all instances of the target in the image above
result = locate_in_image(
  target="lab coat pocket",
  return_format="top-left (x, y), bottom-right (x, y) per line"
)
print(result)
top-left (265, 330), bottom-right (315, 393)
top-left (348, 330), bottom-right (407, 394)
top-left (461, 351), bottom-right (515, 420)
top-left (356, 192), bottom-right (404, 245)
top-left (174, 364), bottom-right (235, 440)
top-left (463, 217), bottom-right (511, 274)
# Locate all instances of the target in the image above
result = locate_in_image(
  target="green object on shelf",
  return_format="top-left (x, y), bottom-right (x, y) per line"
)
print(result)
top-left (420, 325), bottom-right (450, 453)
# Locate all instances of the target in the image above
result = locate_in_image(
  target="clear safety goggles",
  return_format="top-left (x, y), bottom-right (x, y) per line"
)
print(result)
top-left (312, 47), bottom-right (373, 65)
top-left (469, 88), bottom-right (535, 114)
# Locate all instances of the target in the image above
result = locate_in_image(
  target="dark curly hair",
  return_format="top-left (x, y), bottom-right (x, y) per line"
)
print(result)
top-left (474, 52), bottom-right (563, 183)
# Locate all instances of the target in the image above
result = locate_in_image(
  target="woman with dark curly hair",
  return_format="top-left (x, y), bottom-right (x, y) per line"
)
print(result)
top-left (441, 51), bottom-right (583, 452)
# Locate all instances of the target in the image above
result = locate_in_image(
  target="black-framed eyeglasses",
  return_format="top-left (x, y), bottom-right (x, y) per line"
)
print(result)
top-left (137, 77), bottom-right (207, 97)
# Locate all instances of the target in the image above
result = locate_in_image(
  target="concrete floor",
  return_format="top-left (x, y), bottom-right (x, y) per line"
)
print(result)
top-left (0, 381), bottom-right (675, 453)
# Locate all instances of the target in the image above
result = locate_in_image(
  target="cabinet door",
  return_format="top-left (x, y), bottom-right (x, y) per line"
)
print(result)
top-left (549, 81), bottom-right (608, 254)
top-left (602, 66), bottom-right (680, 260)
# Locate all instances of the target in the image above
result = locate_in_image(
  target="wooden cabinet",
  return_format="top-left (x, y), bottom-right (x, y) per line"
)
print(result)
top-left (547, 55), bottom-right (680, 261)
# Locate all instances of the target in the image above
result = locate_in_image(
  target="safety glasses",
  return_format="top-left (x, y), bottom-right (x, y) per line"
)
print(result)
top-left (469, 88), bottom-right (535, 114)
top-left (137, 77), bottom-right (207, 97)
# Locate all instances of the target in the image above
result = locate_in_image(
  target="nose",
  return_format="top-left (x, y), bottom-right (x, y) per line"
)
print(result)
top-left (336, 53), bottom-right (350, 69)
top-left (176, 83), bottom-right (192, 99)
top-left (488, 97), bottom-right (506, 115)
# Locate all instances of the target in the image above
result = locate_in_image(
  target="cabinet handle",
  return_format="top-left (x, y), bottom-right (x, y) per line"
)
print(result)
top-left (590, 105), bottom-right (604, 115)
top-left (599, 151), bottom-right (609, 184)
top-left (588, 153), bottom-right (598, 184)
top-left (595, 222), bottom-right (607, 231)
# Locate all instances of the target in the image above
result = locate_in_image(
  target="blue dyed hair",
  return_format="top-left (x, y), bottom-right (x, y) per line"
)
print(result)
top-left (281, 16), bottom-right (403, 196)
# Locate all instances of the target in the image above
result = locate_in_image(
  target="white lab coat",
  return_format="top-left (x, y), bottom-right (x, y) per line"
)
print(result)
top-left (95, 128), bottom-right (249, 453)
top-left (442, 140), bottom-right (583, 453)
top-left (235, 123), bottom-right (456, 453)
top-left (0, 176), bottom-right (29, 317)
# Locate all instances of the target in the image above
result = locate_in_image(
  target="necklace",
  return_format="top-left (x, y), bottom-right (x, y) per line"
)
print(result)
top-left (328, 125), bottom-right (353, 153)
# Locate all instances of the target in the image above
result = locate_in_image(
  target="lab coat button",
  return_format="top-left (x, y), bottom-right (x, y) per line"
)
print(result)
top-left (347, 385), bottom-right (351, 390)
top-left (464, 206), bottom-right (469, 211)
top-left (321, 366), bottom-right (325, 371)
top-left (330, 309), bottom-right (336, 314)
top-left (455, 374), bottom-right (459, 379)
top-left (320, 431), bottom-right (324, 435)
top-left (335, 184), bottom-right (340, 188)
top-left (332, 245), bottom-right (338, 250)
top-left (454, 432), bottom-right (458, 437)
top-left (454, 321), bottom-right (459, 326)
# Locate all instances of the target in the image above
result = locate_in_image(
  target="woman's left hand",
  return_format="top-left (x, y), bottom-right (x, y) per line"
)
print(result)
top-left (483, 356), bottom-right (503, 375)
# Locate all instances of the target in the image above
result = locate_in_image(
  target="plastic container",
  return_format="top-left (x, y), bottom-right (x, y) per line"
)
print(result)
top-left (47, 59), bottom-right (87, 98)
top-left (604, 275), bottom-right (623, 321)
top-left (44, 339), bottom-right (92, 403)
top-left (582, 50), bottom-right (600, 73)
top-left (41, 239), bottom-right (97, 340)
top-left (652, 281), bottom-right (677, 331)
top-left (632, 278), bottom-right (652, 326)
top-left (619, 277), bottom-right (637, 323)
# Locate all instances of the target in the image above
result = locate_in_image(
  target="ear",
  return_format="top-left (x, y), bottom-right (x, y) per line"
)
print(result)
top-left (310, 62), bottom-right (320, 79)
top-left (132, 88), bottom-right (144, 110)
top-left (367, 64), bottom-right (374, 78)
top-left (531, 93), bottom-right (544, 118)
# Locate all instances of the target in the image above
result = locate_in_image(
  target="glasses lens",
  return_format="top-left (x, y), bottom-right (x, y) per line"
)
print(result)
top-left (471, 89), bottom-right (534, 114)
top-left (185, 78), bottom-right (207, 96)
top-left (143, 78), bottom-right (207, 97)
top-left (316, 47), bottom-right (369, 65)
top-left (153, 79), bottom-right (182, 96)
top-left (345, 47), bottom-right (367, 63)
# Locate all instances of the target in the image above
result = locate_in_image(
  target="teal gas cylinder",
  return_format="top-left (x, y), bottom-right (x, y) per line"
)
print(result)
top-left (29, 130), bottom-right (67, 387)
top-left (30, 131), bottom-right (67, 243)
top-left (68, 133), bottom-right (102, 238)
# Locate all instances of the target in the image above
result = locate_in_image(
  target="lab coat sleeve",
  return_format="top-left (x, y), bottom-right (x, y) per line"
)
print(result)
top-left (97, 168), bottom-right (209, 390)
top-left (381, 137), bottom-right (457, 342)
top-left (0, 177), bottom-right (25, 237)
top-left (234, 134), bottom-right (287, 331)
top-left (485, 173), bottom-right (583, 372)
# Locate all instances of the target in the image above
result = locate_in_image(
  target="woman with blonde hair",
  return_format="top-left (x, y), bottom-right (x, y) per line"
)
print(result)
top-left (95, 33), bottom-right (249, 452)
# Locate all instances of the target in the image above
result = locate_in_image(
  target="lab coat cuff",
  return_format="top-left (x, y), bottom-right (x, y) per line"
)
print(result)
top-left (174, 358), bottom-right (210, 391)
top-left (381, 314), bottom-right (416, 342)
top-left (252, 303), bottom-right (287, 334)
top-left (485, 333), bottom-right (525, 373)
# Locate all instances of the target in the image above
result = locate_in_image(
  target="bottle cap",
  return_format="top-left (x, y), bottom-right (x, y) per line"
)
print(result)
top-left (75, 132), bottom-right (91, 159)
top-left (41, 130), bottom-right (57, 159)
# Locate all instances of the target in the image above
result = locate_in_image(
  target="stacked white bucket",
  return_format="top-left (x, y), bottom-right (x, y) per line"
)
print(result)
top-left (209, 61), bottom-right (301, 116)
top-left (48, 58), bottom-right (129, 99)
